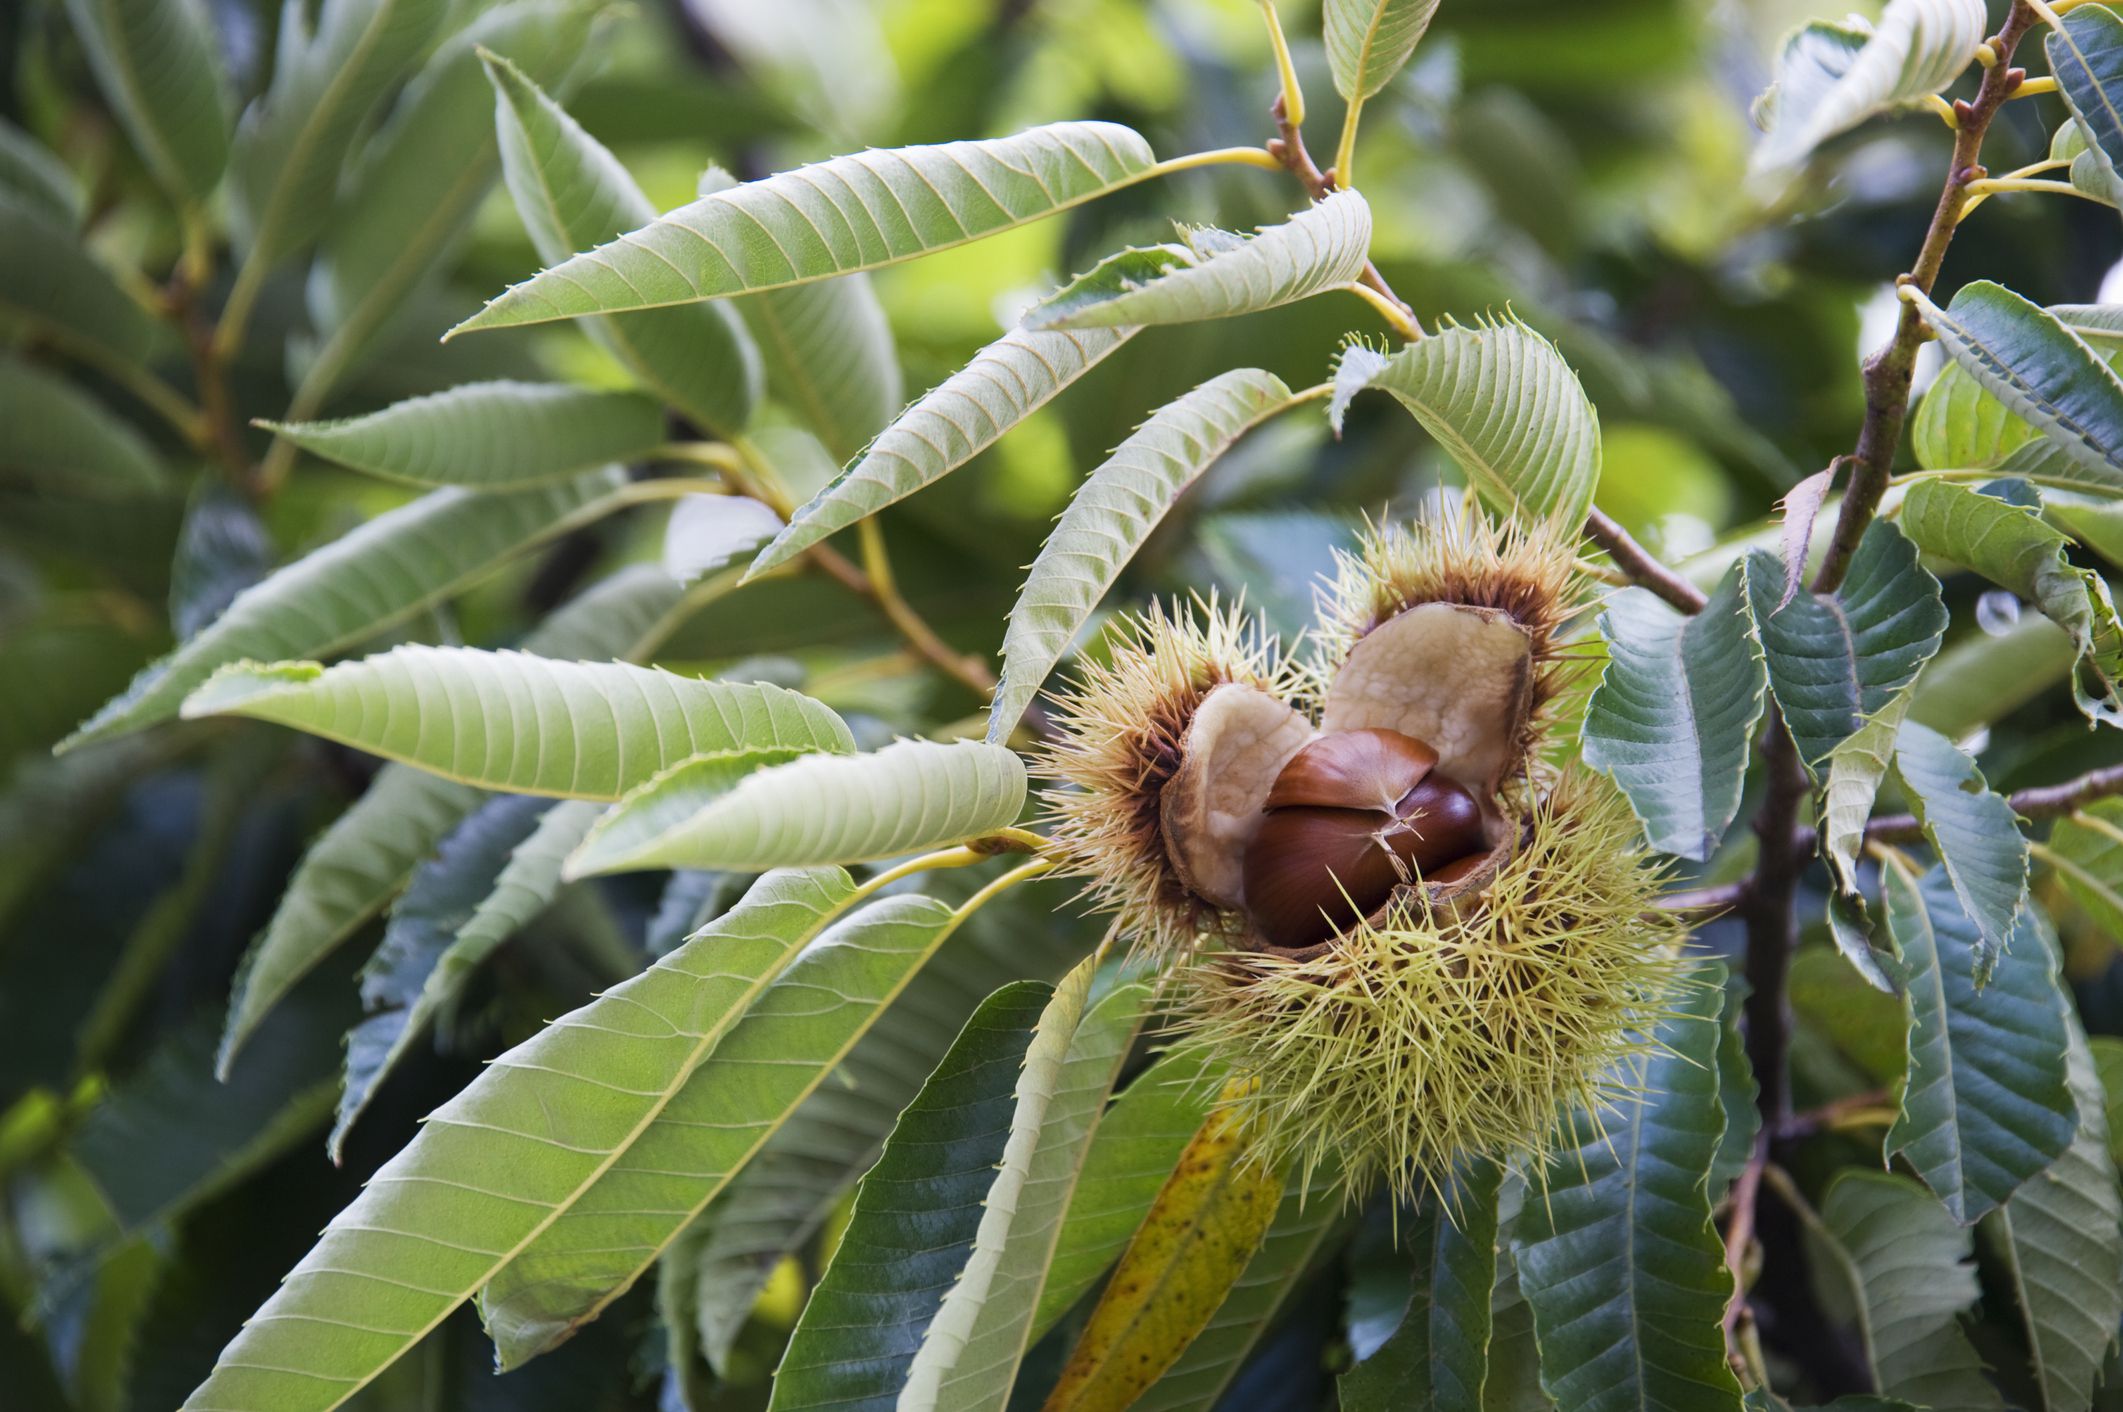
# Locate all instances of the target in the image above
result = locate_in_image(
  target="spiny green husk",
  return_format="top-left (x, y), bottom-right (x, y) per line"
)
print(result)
top-left (1034, 597), bottom-right (1300, 957)
top-left (1169, 768), bottom-right (1689, 1203)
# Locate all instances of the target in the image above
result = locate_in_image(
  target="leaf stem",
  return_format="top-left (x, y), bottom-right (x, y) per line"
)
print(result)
top-left (856, 517), bottom-right (1000, 700)
top-left (1961, 175), bottom-right (2101, 203)
top-left (1264, 92), bottom-right (1423, 337)
top-left (1334, 97), bottom-right (1363, 191)
top-left (1139, 147), bottom-right (1288, 180)
top-left (1339, 281), bottom-right (1422, 341)
top-left (1583, 506), bottom-right (1707, 612)
top-left (2008, 74), bottom-right (2059, 96)
top-left (1254, 0), bottom-right (1305, 128)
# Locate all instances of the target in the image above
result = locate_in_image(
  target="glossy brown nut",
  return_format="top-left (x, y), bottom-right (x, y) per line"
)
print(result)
top-left (1385, 774), bottom-right (1487, 876)
top-left (1242, 806), bottom-right (1408, 950)
top-left (1262, 728), bottom-right (1437, 811)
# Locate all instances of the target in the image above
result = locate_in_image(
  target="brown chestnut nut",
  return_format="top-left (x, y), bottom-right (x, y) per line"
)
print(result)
top-left (1242, 729), bottom-right (1487, 950)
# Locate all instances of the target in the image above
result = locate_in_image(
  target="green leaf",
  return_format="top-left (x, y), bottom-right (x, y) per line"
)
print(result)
top-left (0, 356), bottom-right (166, 494)
top-left (0, 192), bottom-right (159, 370)
top-left (262, 381), bottom-right (665, 488)
top-left (333, 797), bottom-right (605, 1157)
top-left (678, 879), bottom-right (1096, 1376)
top-left (1900, 476), bottom-right (2123, 725)
top-left (1033, 1049), bottom-right (1220, 1341)
top-left (1891, 721), bottom-right (2028, 979)
top-left (987, 368), bottom-right (1294, 740)
top-left (1712, 976), bottom-right (1761, 1197)
top-left (1804, 1170), bottom-right (2004, 1410)
top-left (568, 738), bottom-right (1026, 877)
top-left (1482, 1249), bottom-right (1556, 1412)
top-left (1330, 316), bottom-right (1601, 528)
top-left (751, 325), bottom-right (1134, 577)
top-left (1742, 522), bottom-right (1946, 777)
top-left (215, 564), bottom-right (687, 1074)
top-left (1128, 1168), bottom-right (1348, 1412)
top-left (1324, 0), bottom-right (1444, 103)
top-left (452, 119), bottom-right (1157, 334)
top-left (477, 884), bottom-right (999, 1367)
top-left (1884, 864), bottom-right (2072, 1224)
top-left (1912, 306), bottom-right (2123, 474)
top-left (1514, 966), bottom-right (1743, 1412)
top-left (2047, 798), bottom-right (2123, 940)
top-left (1339, 1164), bottom-right (1501, 1412)
top-left (227, 0), bottom-right (448, 269)
top-left (1021, 192), bottom-right (1371, 331)
top-left (1582, 563), bottom-right (1766, 861)
top-left (663, 494), bottom-right (782, 587)
top-left (62, 470), bottom-right (630, 751)
top-left (63, 0), bottom-right (228, 200)
top-left (1820, 692), bottom-right (1915, 993)
top-left (1748, 0), bottom-right (1988, 187)
top-left (483, 52), bottom-right (761, 437)
top-left (2049, 2), bottom-right (2123, 208)
top-left (764, 979), bottom-right (1054, 1411)
top-left (1907, 281), bottom-right (2123, 493)
top-left (902, 973), bottom-right (1147, 1412)
top-left (303, 1), bottom-right (608, 402)
top-left (178, 867), bottom-right (859, 1412)
top-left (2057, 119), bottom-right (2123, 206)
top-left (1991, 1009), bottom-right (2123, 1412)
top-left (703, 163), bottom-right (902, 464)
top-left (0, 117), bottom-right (85, 226)
top-left (181, 645), bottom-right (854, 799)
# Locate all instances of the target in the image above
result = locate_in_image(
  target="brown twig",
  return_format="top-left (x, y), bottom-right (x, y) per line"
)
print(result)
top-left (1810, 5), bottom-right (2039, 594)
top-left (1720, 1136), bottom-right (1766, 1355)
top-left (1791, 761), bottom-right (2123, 850)
top-left (1743, 716), bottom-right (1809, 1129)
top-left (1584, 507), bottom-right (1708, 613)
top-left (1265, 94), bottom-right (1421, 336)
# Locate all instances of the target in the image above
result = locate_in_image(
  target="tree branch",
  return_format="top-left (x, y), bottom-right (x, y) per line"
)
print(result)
top-left (1584, 507), bottom-right (1708, 612)
top-left (1265, 95), bottom-right (1421, 336)
top-left (1792, 761), bottom-right (2123, 849)
top-left (1810, 4), bottom-right (2039, 594)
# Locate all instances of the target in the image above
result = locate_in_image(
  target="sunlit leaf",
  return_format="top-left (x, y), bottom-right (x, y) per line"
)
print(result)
top-left (1803, 1170), bottom-right (2005, 1410)
top-left (453, 120), bottom-right (1158, 334)
top-left (1515, 967), bottom-right (1743, 1412)
top-left (1324, 0), bottom-right (1444, 103)
top-left (478, 884), bottom-right (1003, 1367)
top-left (63, 470), bottom-right (630, 751)
top-left (215, 565), bottom-right (688, 1073)
top-left (1021, 192), bottom-right (1371, 331)
top-left (178, 867), bottom-right (860, 1412)
top-left (1330, 316), bottom-right (1601, 527)
top-left (568, 738), bottom-right (1026, 876)
top-left (1908, 282), bottom-right (2123, 493)
top-left (484, 52), bottom-right (761, 436)
top-left (1884, 864), bottom-right (2072, 1224)
top-left (1891, 722), bottom-right (2028, 980)
top-left (1583, 564), bottom-right (1766, 860)
top-left (1819, 694), bottom-right (1915, 993)
top-left (1900, 476), bottom-right (2123, 725)
top-left (1991, 1010), bottom-right (2123, 1412)
top-left (988, 368), bottom-right (1294, 740)
top-left (63, 0), bottom-right (229, 200)
top-left (1749, 0), bottom-right (1987, 188)
top-left (181, 645), bottom-right (853, 799)
top-left (262, 381), bottom-right (664, 488)
top-left (752, 325), bottom-right (1134, 576)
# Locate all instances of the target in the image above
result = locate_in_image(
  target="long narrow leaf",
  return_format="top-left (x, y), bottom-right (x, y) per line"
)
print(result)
top-left (1325, 0), bottom-right (1444, 103)
top-left (988, 368), bottom-right (1294, 740)
top-left (64, 0), bottom-right (229, 200)
top-left (1339, 1164), bottom-right (1501, 1412)
top-left (182, 646), bottom-right (855, 799)
top-left (179, 867), bottom-right (861, 1412)
top-left (452, 120), bottom-right (1157, 333)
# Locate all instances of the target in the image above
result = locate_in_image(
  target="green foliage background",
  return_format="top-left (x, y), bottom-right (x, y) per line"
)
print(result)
top-left (4, 0), bottom-right (2123, 1409)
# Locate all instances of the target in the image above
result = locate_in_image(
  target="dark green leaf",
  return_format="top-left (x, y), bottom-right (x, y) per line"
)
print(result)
top-left (64, 0), bottom-right (228, 200)
top-left (1339, 1164), bottom-right (1501, 1412)
top-left (1582, 563), bottom-right (1766, 860)
top-left (2049, 3), bottom-right (2123, 207)
top-left (1891, 721), bottom-right (2027, 979)
top-left (0, 117), bottom-right (85, 225)
top-left (0, 192), bottom-right (160, 371)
